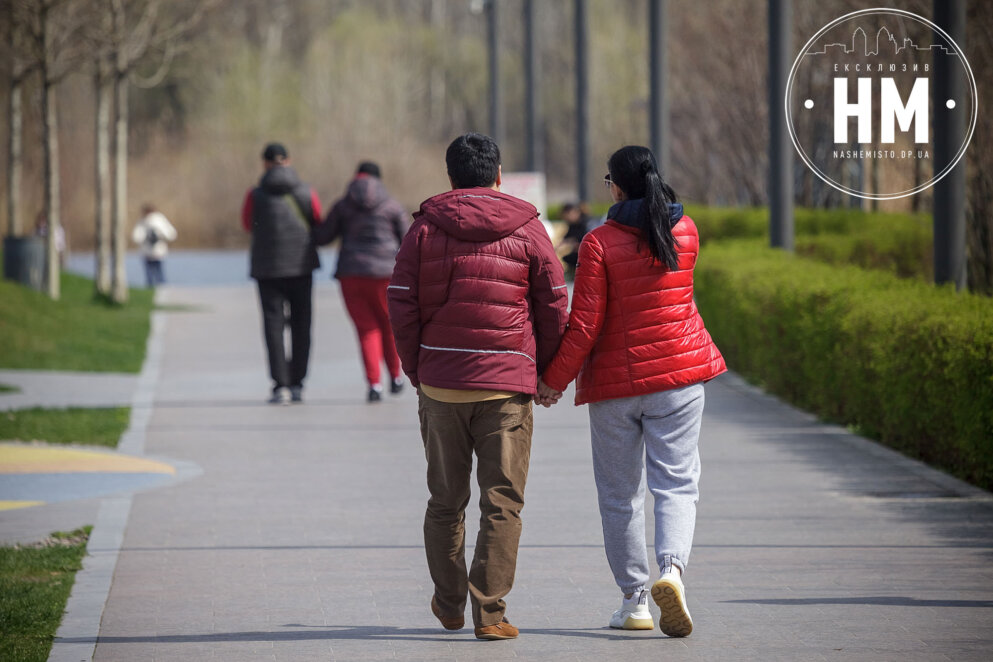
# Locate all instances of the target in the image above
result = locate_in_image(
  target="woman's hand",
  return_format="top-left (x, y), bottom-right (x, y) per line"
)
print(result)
top-left (535, 378), bottom-right (563, 408)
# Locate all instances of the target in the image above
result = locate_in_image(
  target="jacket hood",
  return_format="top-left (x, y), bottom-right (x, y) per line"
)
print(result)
top-left (346, 175), bottom-right (390, 210)
top-left (608, 199), bottom-right (684, 230)
top-left (259, 165), bottom-right (303, 195)
top-left (416, 188), bottom-right (537, 242)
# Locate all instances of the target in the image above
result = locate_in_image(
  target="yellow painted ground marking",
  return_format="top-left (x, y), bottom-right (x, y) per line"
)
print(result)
top-left (0, 443), bottom-right (175, 475)
top-left (0, 500), bottom-right (45, 511)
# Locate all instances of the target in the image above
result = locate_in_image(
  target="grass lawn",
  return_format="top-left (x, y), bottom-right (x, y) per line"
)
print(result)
top-left (0, 407), bottom-right (130, 448)
top-left (0, 384), bottom-right (20, 394)
top-left (0, 528), bottom-right (90, 662)
top-left (0, 264), bottom-right (154, 373)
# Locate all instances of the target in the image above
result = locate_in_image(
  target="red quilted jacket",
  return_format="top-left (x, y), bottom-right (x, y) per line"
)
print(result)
top-left (388, 188), bottom-right (569, 394)
top-left (542, 203), bottom-right (726, 405)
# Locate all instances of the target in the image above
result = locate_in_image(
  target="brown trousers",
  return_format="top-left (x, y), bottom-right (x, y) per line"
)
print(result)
top-left (418, 391), bottom-right (533, 628)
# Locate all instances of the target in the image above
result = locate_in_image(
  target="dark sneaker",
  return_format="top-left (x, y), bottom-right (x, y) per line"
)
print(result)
top-left (268, 387), bottom-right (291, 405)
top-left (367, 387), bottom-right (382, 403)
top-left (290, 386), bottom-right (303, 403)
top-left (390, 378), bottom-right (405, 395)
top-left (431, 596), bottom-right (464, 631)
top-left (474, 619), bottom-right (518, 640)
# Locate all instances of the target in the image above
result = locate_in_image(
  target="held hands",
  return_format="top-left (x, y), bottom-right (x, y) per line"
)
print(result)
top-left (534, 378), bottom-right (563, 408)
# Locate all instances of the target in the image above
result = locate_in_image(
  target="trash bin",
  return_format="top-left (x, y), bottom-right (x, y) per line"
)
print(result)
top-left (2, 235), bottom-right (47, 292)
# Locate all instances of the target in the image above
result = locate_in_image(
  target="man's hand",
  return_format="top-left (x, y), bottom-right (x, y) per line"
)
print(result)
top-left (534, 378), bottom-right (563, 408)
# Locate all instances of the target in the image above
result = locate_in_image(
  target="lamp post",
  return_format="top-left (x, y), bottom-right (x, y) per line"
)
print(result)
top-left (933, 0), bottom-right (967, 289)
top-left (768, 0), bottom-right (794, 251)
top-left (575, 0), bottom-right (589, 202)
top-left (649, 0), bottom-right (670, 177)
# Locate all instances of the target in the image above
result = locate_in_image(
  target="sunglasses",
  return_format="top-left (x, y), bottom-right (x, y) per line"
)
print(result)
top-left (603, 173), bottom-right (613, 188)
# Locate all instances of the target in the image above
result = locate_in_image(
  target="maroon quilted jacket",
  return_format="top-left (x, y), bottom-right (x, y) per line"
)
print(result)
top-left (388, 188), bottom-right (568, 394)
top-left (542, 201), bottom-right (726, 405)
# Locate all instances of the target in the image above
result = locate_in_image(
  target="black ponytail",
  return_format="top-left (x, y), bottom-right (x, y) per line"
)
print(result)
top-left (607, 146), bottom-right (680, 271)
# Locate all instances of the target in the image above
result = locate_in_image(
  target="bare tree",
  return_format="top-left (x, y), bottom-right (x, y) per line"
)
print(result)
top-left (83, 8), bottom-right (114, 296)
top-left (22, 0), bottom-right (88, 300)
top-left (5, 2), bottom-right (37, 240)
top-left (105, 0), bottom-right (213, 303)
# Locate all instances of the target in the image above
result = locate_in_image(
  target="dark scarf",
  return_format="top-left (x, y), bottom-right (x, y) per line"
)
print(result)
top-left (608, 199), bottom-right (683, 230)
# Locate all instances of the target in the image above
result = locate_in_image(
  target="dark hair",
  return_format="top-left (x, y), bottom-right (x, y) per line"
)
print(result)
top-left (445, 133), bottom-right (500, 189)
top-left (356, 161), bottom-right (381, 178)
top-left (607, 145), bottom-right (679, 270)
top-left (262, 142), bottom-right (288, 162)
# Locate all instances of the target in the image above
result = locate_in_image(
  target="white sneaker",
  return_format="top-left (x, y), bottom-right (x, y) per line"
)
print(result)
top-left (268, 387), bottom-right (291, 406)
top-left (609, 589), bottom-right (654, 630)
top-left (652, 570), bottom-right (693, 637)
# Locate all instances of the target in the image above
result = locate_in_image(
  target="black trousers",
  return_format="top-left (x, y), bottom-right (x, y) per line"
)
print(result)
top-left (256, 275), bottom-right (313, 389)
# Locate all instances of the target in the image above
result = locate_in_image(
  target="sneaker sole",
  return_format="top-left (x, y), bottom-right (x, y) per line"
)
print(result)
top-left (652, 577), bottom-right (693, 637)
top-left (610, 613), bottom-right (654, 630)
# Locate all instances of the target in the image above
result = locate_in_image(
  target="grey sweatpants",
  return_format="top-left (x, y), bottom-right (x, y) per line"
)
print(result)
top-left (588, 383), bottom-right (705, 595)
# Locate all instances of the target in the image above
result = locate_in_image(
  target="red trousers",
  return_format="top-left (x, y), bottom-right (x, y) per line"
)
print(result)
top-left (339, 277), bottom-right (402, 387)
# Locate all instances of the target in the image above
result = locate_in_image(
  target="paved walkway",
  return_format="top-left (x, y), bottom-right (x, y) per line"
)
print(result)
top-left (3, 282), bottom-right (992, 661)
top-left (0, 370), bottom-right (137, 411)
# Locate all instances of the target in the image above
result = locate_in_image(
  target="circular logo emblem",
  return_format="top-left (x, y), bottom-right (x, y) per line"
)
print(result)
top-left (786, 8), bottom-right (977, 200)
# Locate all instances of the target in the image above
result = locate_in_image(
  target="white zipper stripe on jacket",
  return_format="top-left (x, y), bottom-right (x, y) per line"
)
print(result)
top-left (419, 344), bottom-right (536, 363)
top-left (387, 285), bottom-right (410, 290)
top-left (552, 284), bottom-right (567, 290)
top-left (459, 194), bottom-right (503, 202)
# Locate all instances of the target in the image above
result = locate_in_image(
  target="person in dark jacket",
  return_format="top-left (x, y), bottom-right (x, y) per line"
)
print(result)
top-left (313, 162), bottom-right (410, 402)
top-left (554, 202), bottom-right (591, 279)
top-left (241, 142), bottom-right (323, 405)
top-left (388, 133), bottom-right (569, 641)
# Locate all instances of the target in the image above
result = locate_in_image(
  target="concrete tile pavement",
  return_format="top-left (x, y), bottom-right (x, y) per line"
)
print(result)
top-left (0, 370), bottom-right (138, 412)
top-left (39, 281), bottom-right (993, 661)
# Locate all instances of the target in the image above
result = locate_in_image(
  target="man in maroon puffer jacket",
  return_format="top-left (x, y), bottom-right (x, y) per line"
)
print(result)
top-left (388, 133), bottom-right (568, 640)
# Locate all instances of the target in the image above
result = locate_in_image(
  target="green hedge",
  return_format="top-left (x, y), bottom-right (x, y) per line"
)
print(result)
top-left (685, 204), bottom-right (930, 241)
top-left (695, 239), bottom-right (993, 489)
top-left (549, 204), bottom-right (935, 279)
top-left (794, 219), bottom-right (933, 280)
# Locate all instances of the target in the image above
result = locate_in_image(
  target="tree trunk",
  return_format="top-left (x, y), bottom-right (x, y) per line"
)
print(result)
top-left (111, 68), bottom-right (129, 304)
top-left (110, 0), bottom-right (129, 304)
top-left (41, 2), bottom-right (61, 301)
top-left (6, 80), bottom-right (22, 237)
top-left (95, 59), bottom-right (112, 295)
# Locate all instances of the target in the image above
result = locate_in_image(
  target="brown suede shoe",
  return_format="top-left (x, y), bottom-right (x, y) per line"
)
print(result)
top-left (430, 596), bottom-right (464, 631)
top-left (474, 619), bottom-right (519, 640)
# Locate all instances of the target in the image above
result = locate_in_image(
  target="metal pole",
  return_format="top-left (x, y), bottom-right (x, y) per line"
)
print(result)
top-left (575, 0), bottom-right (589, 202)
top-left (523, 0), bottom-right (540, 171)
top-left (649, 0), bottom-right (670, 176)
top-left (768, 0), bottom-right (794, 250)
top-left (487, 0), bottom-right (503, 146)
top-left (933, 0), bottom-right (966, 289)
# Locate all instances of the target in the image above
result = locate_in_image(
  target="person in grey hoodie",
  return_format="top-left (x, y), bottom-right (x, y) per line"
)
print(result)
top-left (241, 142), bottom-right (323, 405)
top-left (313, 161), bottom-right (411, 402)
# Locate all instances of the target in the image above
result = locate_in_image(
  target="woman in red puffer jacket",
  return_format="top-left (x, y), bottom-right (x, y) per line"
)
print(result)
top-left (539, 145), bottom-right (725, 638)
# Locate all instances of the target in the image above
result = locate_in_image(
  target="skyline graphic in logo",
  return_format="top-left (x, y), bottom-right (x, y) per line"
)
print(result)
top-left (786, 8), bottom-right (977, 201)
top-left (806, 26), bottom-right (955, 57)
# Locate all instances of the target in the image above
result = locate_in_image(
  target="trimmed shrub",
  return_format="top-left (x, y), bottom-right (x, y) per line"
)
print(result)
top-left (695, 239), bottom-right (993, 489)
top-left (794, 214), bottom-right (933, 280)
